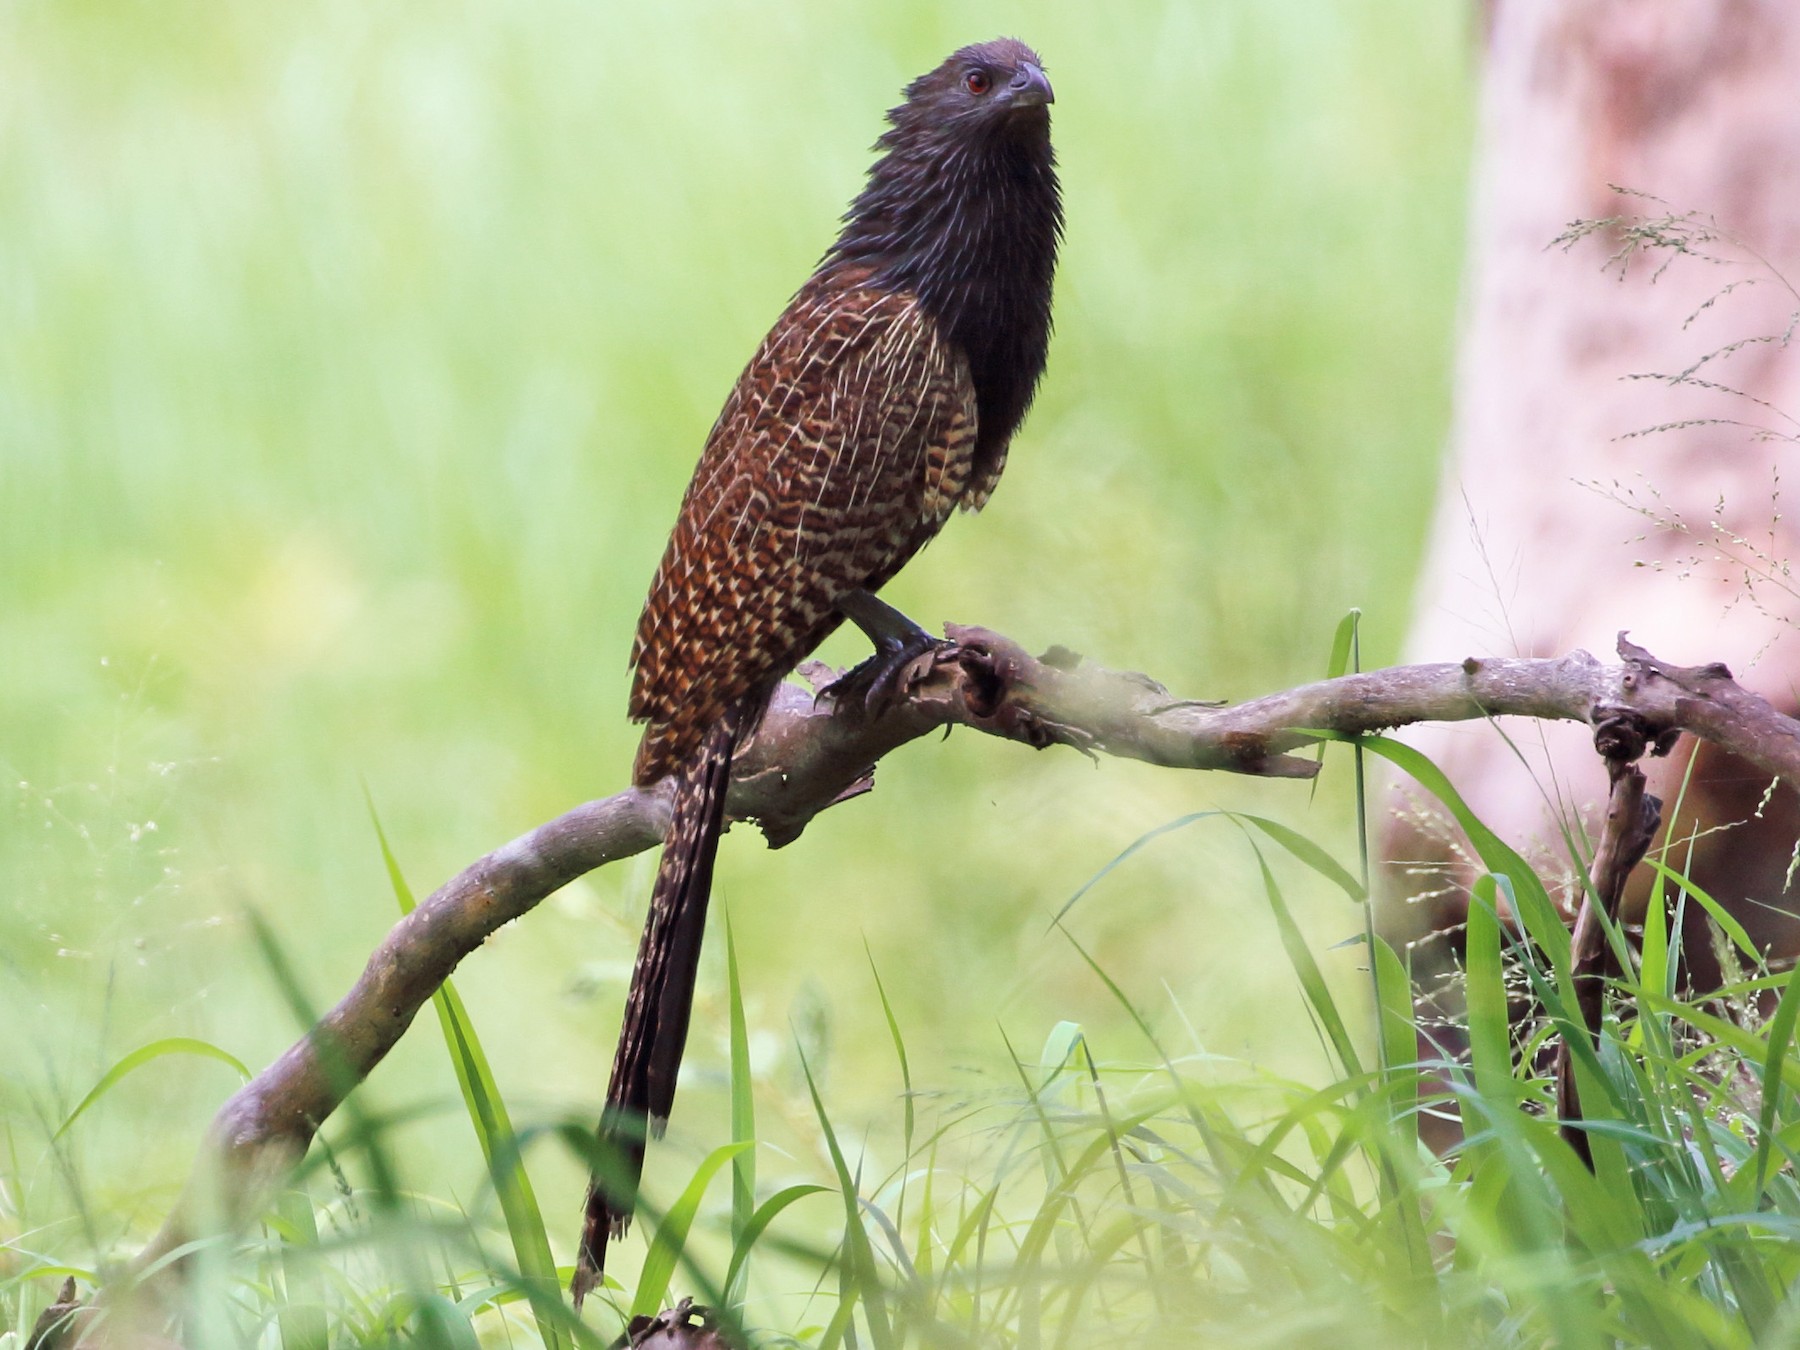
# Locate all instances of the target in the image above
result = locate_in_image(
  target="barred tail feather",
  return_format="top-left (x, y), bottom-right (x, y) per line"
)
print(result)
top-left (573, 711), bottom-right (739, 1307)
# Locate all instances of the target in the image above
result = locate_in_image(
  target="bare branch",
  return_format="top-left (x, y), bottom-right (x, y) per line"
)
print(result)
top-left (97, 624), bottom-right (1800, 1318)
top-left (1555, 760), bottom-right (1662, 1167)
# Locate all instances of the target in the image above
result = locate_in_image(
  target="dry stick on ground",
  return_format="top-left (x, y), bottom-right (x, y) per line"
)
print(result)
top-left (1554, 756), bottom-right (1664, 1168)
top-left (73, 626), bottom-right (1800, 1326)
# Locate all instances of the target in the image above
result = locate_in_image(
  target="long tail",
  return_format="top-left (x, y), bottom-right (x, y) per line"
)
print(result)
top-left (573, 711), bottom-right (739, 1307)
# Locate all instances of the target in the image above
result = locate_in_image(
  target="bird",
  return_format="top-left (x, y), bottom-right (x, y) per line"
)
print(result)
top-left (574, 37), bottom-right (1062, 1306)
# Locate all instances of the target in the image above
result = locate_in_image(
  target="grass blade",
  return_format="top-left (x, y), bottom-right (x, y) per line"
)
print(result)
top-left (631, 1141), bottom-right (753, 1320)
top-left (1235, 812), bottom-right (1366, 902)
top-left (866, 945), bottom-right (915, 1162)
top-left (275, 1189), bottom-right (329, 1350)
top-left (724, 908), bottom-right (756, 1307)
top-left (366, 794), bottom-right (568, 1350)
top-left (1359, 736), bottom-right (1569, 968)
top-left (1644, 859), bottom-right (1760, 963)
top-left (1313, 607), bottom-right (1363, 787)
top-left (1247, 836), bottom-right (1362, 1080)
top-left (721, 1183), bottom-right (831, 1301)
top-left (1050, 811), bottom-right (1225, 928)
top-left (799, 1043), bottom-right (893, 1350)
top-left (1464, 874), bottom-right (1513, 1099)
top-left (55, 1038), bottom-right (250, 1141)
top-left (1754, 959), bottom-right (1800, 1194)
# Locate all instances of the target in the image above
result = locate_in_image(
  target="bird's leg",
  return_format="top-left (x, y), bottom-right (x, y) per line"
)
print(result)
top-left (823, 589), bottom-right (958, 713)
top-left (838, 587), bottom-right (927, 645)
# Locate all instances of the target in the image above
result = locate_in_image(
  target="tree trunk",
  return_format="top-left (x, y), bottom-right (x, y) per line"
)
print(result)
top-left (1387, 0), bottom-right (1800, 1020)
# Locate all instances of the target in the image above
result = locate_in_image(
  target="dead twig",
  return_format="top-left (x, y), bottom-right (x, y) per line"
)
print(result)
top-left (1554, 757), bottom-right (1663, 1167)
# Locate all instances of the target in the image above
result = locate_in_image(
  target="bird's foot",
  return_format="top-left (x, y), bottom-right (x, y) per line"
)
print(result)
top-left (822, 590), bottom-right (957, 715)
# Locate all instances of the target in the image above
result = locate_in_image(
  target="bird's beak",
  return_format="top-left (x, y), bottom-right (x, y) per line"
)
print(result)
top-left (1007, 62), bottom-right (1054, 107)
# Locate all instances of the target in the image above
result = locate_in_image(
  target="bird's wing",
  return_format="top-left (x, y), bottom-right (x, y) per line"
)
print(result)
top-left (628, 281), bottom-right (978, 783)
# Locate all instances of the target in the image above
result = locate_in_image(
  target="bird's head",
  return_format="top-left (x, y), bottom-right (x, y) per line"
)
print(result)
top-left (895, 37), bottom-right (1054, 141)
top-left (824, 37), bottom-right (1062, 456)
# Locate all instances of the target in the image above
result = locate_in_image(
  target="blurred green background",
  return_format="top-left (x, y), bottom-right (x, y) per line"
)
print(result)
top-left (1, 0), bottom-right (1470, 1290)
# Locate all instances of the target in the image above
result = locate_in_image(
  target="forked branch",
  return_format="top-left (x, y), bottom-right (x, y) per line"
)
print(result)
top-left (47, 625), bottom-right (1800, 1343)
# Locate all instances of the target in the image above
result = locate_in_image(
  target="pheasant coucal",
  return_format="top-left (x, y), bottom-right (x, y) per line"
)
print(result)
top-left (575, 37), bottom-right (1062, 1303)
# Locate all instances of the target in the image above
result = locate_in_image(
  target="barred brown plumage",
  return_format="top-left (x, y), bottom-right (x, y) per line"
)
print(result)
top-left (629, 281), bottom-right (977, 784)
top-left (575, 37), bottom-right (1061, 1305)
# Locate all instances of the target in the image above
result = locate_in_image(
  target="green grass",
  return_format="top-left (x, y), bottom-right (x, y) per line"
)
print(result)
top-left (2, 0), bottom-right (1473, 1338)
top-left (14, 751), bottom-right (1800, 1348)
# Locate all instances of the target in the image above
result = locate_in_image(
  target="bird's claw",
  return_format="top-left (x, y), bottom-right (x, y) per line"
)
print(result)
top-left (821, 628), bottom-right (957, 716)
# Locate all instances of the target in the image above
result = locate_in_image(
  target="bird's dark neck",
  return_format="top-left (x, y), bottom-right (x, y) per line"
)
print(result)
top-left (822, 126), bottom-right (1061, 457)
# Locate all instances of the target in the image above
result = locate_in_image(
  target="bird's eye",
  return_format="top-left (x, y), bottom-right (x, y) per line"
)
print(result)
top-left (964, 69), bottom-right (991, 95)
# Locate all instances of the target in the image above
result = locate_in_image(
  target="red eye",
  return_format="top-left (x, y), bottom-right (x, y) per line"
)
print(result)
top-left (964, 69), bottom-right (990, 95)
